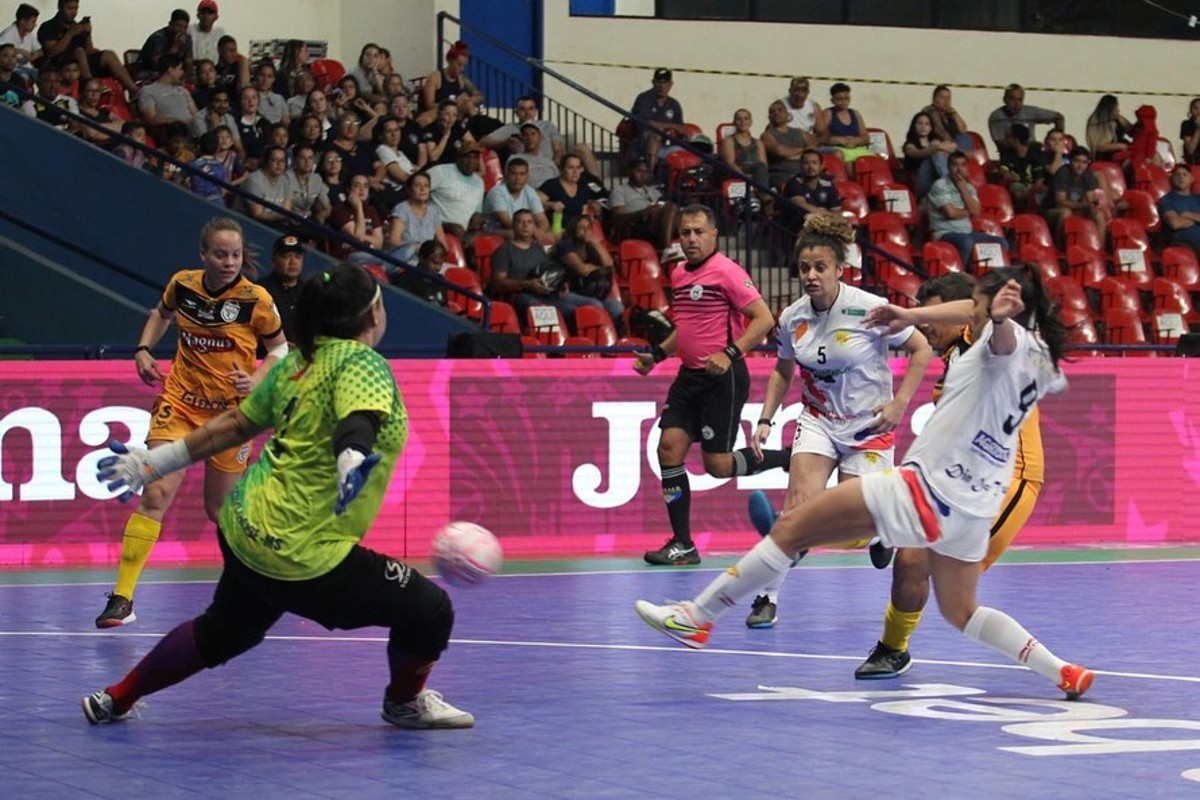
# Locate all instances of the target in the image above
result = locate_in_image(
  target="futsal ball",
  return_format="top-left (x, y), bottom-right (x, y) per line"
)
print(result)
top-left (432, 521), bottom-right (502, 586)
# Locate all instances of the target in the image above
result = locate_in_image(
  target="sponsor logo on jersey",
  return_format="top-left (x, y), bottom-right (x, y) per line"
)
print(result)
top-left (842, 307), bottom-right (866, 316)
top-left (701, 425), bottom-right (714, 440)
top-left (180, 330), bottom-right (235, 354)
top-left (689, 285), bottom-right (704, 301)
top-left (384, 559), bottom-right (412, 586)
top-left (220, 301), bottom-right (241, 323)
top-left (835, 330), bottom-right (851, 344)
top-left (971, 429), bottom-right (1010, 464)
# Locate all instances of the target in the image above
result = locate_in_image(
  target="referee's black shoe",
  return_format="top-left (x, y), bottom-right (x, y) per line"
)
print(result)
top-left (644, 539), bottom-right (701, 566)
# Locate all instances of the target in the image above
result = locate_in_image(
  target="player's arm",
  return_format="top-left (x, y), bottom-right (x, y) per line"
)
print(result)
top-left (633, 329), bottom-right (678, 376)
top-left (866, 299), bottom-right (973, 334)
top-left (751, 357), bottom-right (796, 453)
top-left (134, 303), bottom-right (176, 385)
top-left (986, 280), bottom-right (1023, 356)
top-left (876, 328), bottom-right (933, 431)
top-left (734, 297), bottom-right (776, 355)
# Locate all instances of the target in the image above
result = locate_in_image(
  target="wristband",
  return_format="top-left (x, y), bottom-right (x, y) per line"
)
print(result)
top-left (757, 418), bottom-right (775, 428)
top-left (146, 439), bottom-right (192, 480)
top-left (651, 344), bottom-right (668, 363)
top-left (723, 344), bottom-right (743, 362)
top-left (135, 345), bottom-right (151, 354)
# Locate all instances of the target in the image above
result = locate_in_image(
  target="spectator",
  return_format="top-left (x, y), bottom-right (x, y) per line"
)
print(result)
top-left (483, 95), bottom-right (603, 177)
top-left (761, 99), bottom-right (807, 187)
top-left (190, 85), bottom-right (238, 144)
top-left (252, 60), bottom-right (289, 125)
top-left (267, 121), bottom-right (290, 162)
top-left (996, 124), bottom-right (1059, 205)
top-left (421, 98), bottom-right (473, 167)
top-left (296, 88), bottom-right (336, 143)
top-left (821, 82), bottom-right (874, 166)
top-left (58, 59), bottom-right (80, 99)
top-left (242, 145), bottom-right (296, 227)
top-left (0, 4), bottom-right (41, 83)
top-left (484, 156), bottom-right (549, 237)
top-left (390, 238), bottom-right (449, 308)
top-left (234, 85), bottom-right (270, 166)
top-left (556, 214), bottom-right (625, 334)
top-left (375, 115), bottom-right (416, 201)
top-left (538, 153), bottom-right (606, 226)
top-left (418, 39), bottom-right (480, 125)
top-left (629, 67), bottom-right (688, 164)
top-left (928, 150), bottom-right (1009, 266)
top-left (386, 171), bottom-right (446, 266)
top-left (289, 142), bottom-right (330, 224)
top-left (112, 119), bottom-right (150, 169)
top-left (1158, 164), bottom-right (1200, 255)
top-left (138, 54), bottom-right (198, 131)
top-left (610, 157), bottom-right (679, 251)
top-left (0, 43), bottom-right (25, 100)
top-left (159, 122), bottom-right (195, 185)
top-left (332, 73), bottom-right (380, 123)
top-left (427, 143), bottom-right (484, 238)
top-left (455, 93), bottom-right (505, 149)
top-left (284, 67), bottom-right (315, 120)
top-left (318, 148), bottom-right (348, 206)
top-left (512, 122), bottom-right (560, 187)
top-left (988, 83), bottom-right (1064, 161)
top-left (328, 173), bottom-right (385, 262)
top-left (135, 8), bottom-right (192, 81)
top-left (1085, 94), bottom-right (1133, 163)
top-left (188, 129), bottom-right (229, 203)
top-left (291, 113), bottom-right (326, 155)
top-left (781, 148), bottom-right (842, 233)
top-left (1044, 146), bottom-right (1108, 247)
top-left (76, 77), bottom-right (122, 145)
top-left (903, 111), bottom-right (956, 196)
top-left (257, 234), bottom-right (307, 343)
top-left (21, 66), bottom-right (79, 132)
top-left (779, 77), bottom-right (827, 147)
top-left (921, 84), bottom-right (974, 151)
top-left (719, 107), bottom-right (769, 188)
top-left (347, 42), bottom-right (387, 103)
top-left (385, 91), bottom-right (423, 165)
top-left (1181, 98), bottom-right (1200, 165)
top-left (383, 72), bottom-right (406, 102)
top-left (213, 33), bottom-right (249, 94)
top-left (37, 0), bottom-right (139, 98)
top-left (276, 39), bottom-right (308, 100)
top-left (189, 0), bottom-right (224, 66)
top-left (328, 111), bottom-right (381, 182)
top-left (191, 58), bottom-right (217, 109)
top-left (211, 123), bottom-right (244, 185)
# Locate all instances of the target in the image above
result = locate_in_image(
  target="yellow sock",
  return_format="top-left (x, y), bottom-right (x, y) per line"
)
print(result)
top-left (114, 513), bottom-right (162, 600)
top-left (880, 601), bottom-right (924, 652)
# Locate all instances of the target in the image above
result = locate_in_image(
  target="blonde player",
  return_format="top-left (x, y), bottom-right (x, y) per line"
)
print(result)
top-left (96, 218), bottom-right (287, 628)
top-left (743, 215), bottom-right (932, 627)
top-left (637, 267), bottom-right (1094, 701)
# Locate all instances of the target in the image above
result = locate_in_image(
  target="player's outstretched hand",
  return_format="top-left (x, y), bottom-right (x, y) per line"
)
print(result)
top-left (864, 303), bottom-right (914, 335)
top-left (96, 442), bottom-right (155, 503)
top-left (989, 279), bottom-right (1025, 322)
top-left (335, 451), bottom-right (382, 515)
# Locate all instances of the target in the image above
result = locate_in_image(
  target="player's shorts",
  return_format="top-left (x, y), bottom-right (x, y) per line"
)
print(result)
top-left (792, 408), bottom-right (894, 476)
top-left (659, 361), bottom-right (750, 454)
top-left (982, 477), bottom-right (1042, 571)
top-left (859, 465), bottom-right (992, 562)
top-left (147, 393), bottom-right (251, 474)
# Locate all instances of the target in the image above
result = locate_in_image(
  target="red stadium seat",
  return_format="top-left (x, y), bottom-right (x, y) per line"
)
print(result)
top-left (1065, 244), bottom-right (1110, 289)
top-left (976, 184), bottom-right (1015, 225)
top-left (521, 334), bottom-right (547, 358)
top-left (715, 121), bottom-right (736, 148)
top-left (1133, 163), bottom-right (1170, 201)
top-left (618, 239), bottom-right (662, 284)
top-left (1063, 217), bottom-right (1102, 251)
top-left (878, 183), bottom-right (918, 225)
top-left (970, 239), bottom-right (1009, 271)
top-left (965, 160), bottom-right (986, 188)
top-left (865, 212), bottom-right (910, 248)
top-left (443, 266), bottom-right (485, 321)
top-left (884, 271), bottom-right (922, 307)
top-left (1120, 189), bottom-right (1161, 233)
top-left (574, 305), bottom-right (619, 348)
top-left (823, 153), bottom-right (850, 183)
top-left (923, 241), bottom-right (965, 276)
top-left (471, 233), bottom-right (504, 289)
top-left (866, 127), bottom-right (898, 160)
top-left (1103, 306), bottom-right (1152, 353)
top-left (1151, 276), bottom-right (1200, 324)
top-left (1162, 246), bottom-right (1200, 290)
top-left (563, 335), bottom-right (599, 358)
top-left (487, 300), bottom-right (521, 334)
top-left (834, 180), bottom-right (869, 225)
top-left (1011, 213), bottom-right (1055, 250)
top-left (443, 233), bottom-right (467, 269)
top-left (1020, 243), bottom-right (1063, 282)
top-left (1090, 161), bottom-right (1127, 198)
top-left (965, 131), bottom-right (990, 160)
top-left (526, 305), bottom-right (568, 346)
top-left (1047, 275), bottom-right (1093, 320)
top-left (1096, 276), bottom-right (1146, 321)
top-left (872, 241), bottom-right (916, 284)
top-left (1060, 305), bottom-right (1102, 356)
top-left (1108, 223), bottom-right (1154, 289)
top-left (628, 272), bottom-right (670, 316)
top-left (971, 217), bottom-right (1006, 238)
top-left (854, 155), bottom-right (894, 198)
top-left (480, 148), bottom-right (504, 192)
top-left (664, 149), bottom-right (704, 193)
top-left (1151, 311), bottom-right (1187, 344)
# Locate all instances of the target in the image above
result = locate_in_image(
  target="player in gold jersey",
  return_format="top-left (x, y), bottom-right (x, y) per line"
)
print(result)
top-left (96, 218), bottom-right (288, 629)
top-left (855, 272), bottom-right (1045, 679)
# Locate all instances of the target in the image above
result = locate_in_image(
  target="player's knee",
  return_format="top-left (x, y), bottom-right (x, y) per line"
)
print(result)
top-left (934, 598), bottom-right (974, 631)
top-left (393, 577), bottom-right (455, 661)
top-left (139, 482), bottom-right (175, 514)
top-left (194, 611), bottom-right (267, 667)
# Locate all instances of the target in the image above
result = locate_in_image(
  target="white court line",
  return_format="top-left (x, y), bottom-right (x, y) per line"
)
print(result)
top-left (2, 628), bottom-right (1198, 686)
top-left (3, 555), bottom-right (1200, 588)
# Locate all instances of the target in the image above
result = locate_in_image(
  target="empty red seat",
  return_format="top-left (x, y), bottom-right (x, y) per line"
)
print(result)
top-left (922, 241), bottom-right (964, 276)
top-left (1063, 217), bottom-right (1102, 251)
top-left (526, 305), bottom-right (568, 346)
top-left (1121, 189), bottom-right (1161, 233)
top-left (1060, 305), bottom-right (1102, 356)
top-left (1151, 276), bottom-right (1200, 325)
top-left (834, 180), bottom-right (869, 225)
top-left (1104, 306), bottom-right (1152, 354)
top-left (1162, 246), bottom-right (1200, 290)
top-left (574, 305), bottom-right (619, 347)
top-left (487, 300), bottom-right (521, 333)
top-left (1047, 276), bottom-right (1093, 321)
top-left (1065, 244), bottom-right (1110, 289)
top-left (471, 233), bottom-right (504, 289)
top-left (1090, 161), bottom-right (1127, 198)
top-left (878, 183), bottom-right (918, 225)
top-left (1133, 163), bottom-right (1170, 201)
top-left (443, 266), bottom-right (485, 321)
top-left (854, 155), bottom-right (894, 198)
top-left (1096, 276), bottom-right (1145, 321)
top-left (976, 184), bottom-right (1015, 225)
top-left (1011, 213), bottom-right (1055, 250)
top-left (618, 239), bottom-right (662, 284)
top-left (1020, 243), bottom-right (1063, 282)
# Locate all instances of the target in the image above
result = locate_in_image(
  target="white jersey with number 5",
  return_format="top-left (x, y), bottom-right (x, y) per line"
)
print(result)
top-left (776, 283), bottom-right (915, 446)
top-left (903, 321), bottom-right (1066, 517)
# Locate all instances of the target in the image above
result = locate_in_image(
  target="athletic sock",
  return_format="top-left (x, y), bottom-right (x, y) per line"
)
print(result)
top-left (661, 464), bottom-right (692, 546)
top-left (385, 641), bottom-right (434, 704)
top-left (107, 619), bottom-right (206, 714)
top-left (694, 536), bottom-right (793, 622)
top-left (731, 447), bottom-right (792, 476)
top-left (114, 512), bottom-right (162, 600)
top-left (880, 601), bottom-right (924, 652)
top-left (963, 605), bottom-right (1068, 683)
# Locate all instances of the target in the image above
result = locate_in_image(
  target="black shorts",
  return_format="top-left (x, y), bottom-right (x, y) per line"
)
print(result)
top-left (659, 361), bottom-right (750, 453)
top-left (205, 528), bottom-right (449, 653)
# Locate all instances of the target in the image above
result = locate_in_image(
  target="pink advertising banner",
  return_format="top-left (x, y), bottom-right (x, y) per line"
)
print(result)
top-left (1, 357), bottom-right (1198, 568)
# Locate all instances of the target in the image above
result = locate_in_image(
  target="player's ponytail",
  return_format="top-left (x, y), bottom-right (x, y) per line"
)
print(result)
top-left (296, 263), bottom-right (382, 361)
top-left (978, 265), bottom-right (1070, 368)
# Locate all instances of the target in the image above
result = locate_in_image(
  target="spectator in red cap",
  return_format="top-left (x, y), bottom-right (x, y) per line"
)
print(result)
top-left (190, 0), bottom-right (224, 66)
top-left (418, 40), bottom-right (480, 126)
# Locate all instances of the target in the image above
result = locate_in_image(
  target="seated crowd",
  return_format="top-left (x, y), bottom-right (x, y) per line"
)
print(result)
top-left (3, 2), bottom-right (1196, 350)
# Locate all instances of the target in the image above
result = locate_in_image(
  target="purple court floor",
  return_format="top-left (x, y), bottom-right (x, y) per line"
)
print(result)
top-left (3, 552), bottom-right (1200, 798)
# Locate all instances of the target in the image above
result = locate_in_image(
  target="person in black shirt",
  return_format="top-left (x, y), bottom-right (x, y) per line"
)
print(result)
top-left (257, 234), bottom-right (307, 344)
top-left (390, 239), bottom-right (449, 308)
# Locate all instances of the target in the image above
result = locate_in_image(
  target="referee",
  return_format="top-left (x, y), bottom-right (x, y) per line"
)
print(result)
top-left (635, 205), bottom-right (791, 565)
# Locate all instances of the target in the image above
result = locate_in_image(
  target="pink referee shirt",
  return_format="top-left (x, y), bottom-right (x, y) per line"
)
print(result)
top-left (668, 251), bottom-right (762, 369)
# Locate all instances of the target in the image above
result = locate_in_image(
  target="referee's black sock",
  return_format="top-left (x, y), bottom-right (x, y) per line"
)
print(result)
top-left (661, 464), bottom-right (692, 546)
top-left (732, 447), bottom-right (792, 476)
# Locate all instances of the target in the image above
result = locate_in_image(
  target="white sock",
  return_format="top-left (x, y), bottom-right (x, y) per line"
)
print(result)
top-left (760, 571), bottom-right (788, 605)
top-left (963, 606), bottom-right (1068, 684)
top-left (693, 537), bottom-right (792, 622)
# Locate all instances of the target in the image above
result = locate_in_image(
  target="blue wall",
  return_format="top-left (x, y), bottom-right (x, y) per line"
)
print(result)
top-left (0, 108), bottom-right (475, 357)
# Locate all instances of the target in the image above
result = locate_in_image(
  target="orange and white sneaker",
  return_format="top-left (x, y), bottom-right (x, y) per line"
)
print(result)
top-left (1059, 664), bottom-right (1094, 700)
top-left (635, 599), bottom-right (713, 649)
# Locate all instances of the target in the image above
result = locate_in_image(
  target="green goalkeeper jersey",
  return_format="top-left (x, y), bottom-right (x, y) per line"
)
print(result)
top-left (220, 336), bottom-right (407, 580)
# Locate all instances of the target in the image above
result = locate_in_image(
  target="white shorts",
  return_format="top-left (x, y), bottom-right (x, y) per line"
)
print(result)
top-left (859, 466), bottom-right (991, 562)
top-left (792, 409), bottom-right (894, 477)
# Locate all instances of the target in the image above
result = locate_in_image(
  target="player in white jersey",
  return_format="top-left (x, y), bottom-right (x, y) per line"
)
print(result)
top-left (743, 215), bottom-right (931, 627)
top-left (637, 266), bottom-right (1095, 701)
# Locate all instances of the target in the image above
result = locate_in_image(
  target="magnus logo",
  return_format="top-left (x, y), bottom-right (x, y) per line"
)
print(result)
top-left (180, 330), bottom-right (235, 354)
top-left (971, 430), bottom-right (1010, 464)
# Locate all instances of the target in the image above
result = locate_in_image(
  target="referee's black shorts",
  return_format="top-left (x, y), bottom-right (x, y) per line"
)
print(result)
top-left (659, 360), bottom-right (750, 453)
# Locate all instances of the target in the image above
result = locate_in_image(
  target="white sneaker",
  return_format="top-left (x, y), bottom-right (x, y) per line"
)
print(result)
top-left (634, 599), bottom-right (713, 649)
top-left (381, 689), bottom-right (475, 729)
top-left (81, 691), bottom-right (129, 725)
